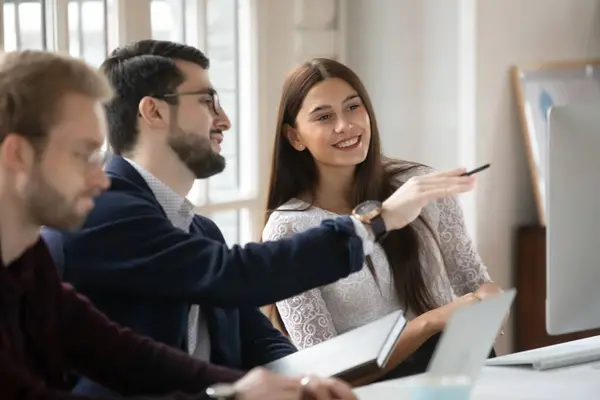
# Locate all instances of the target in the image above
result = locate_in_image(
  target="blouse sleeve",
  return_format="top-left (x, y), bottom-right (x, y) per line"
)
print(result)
top-left (262, 211), bottom-right (339, 350)
top-left (436, 194), bottom-right (493, 296)
top-left (391, 164), bottom-right (493, 297)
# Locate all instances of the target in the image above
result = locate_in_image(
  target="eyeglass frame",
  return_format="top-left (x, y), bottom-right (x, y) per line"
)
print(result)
top-left (11, 132), bottom-right (108, 171)
top-left (152, 88), bottom-right (221, 116)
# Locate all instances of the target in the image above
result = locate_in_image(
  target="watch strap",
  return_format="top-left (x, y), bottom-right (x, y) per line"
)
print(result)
top-left (371, 214), bottom-right (387, 241)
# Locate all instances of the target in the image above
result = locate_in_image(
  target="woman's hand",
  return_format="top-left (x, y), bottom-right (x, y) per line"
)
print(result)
top-left (381, 168), bottom-right (475, 231)
top-left (423, 292), bottom-right (482, 333)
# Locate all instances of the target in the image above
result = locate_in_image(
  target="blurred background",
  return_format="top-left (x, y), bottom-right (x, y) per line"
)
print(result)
top-left (3, 0), bottom-right (599, 355)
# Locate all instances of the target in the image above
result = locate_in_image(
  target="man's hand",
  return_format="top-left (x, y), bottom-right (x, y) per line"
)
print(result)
top-left (381, 168), bottom-right (475, 231)
top-left (233, 368), bottom-right (357, 400)
top-left (234, 368), bottom-right (301, 400)
top-left (300, 375), bottom-right (357, 400)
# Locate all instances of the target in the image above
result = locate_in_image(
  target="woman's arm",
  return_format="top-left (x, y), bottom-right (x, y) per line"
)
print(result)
top-left (434, 194), bottom-right (505, 336)
top-left (263, 212), bottom-right (339, 349)
top-left (277, 289), bottom-right (338, 350)
top-left (475, 282), bottom-right (503, 299)
top-left (388, 164), bottom-right (498, 295)
top-left (385, 316), bottom-right (439, 366)
top-left (435, 195), bottom-right (497, 295)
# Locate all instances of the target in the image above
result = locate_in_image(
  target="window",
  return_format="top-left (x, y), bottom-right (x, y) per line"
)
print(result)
top-left (0, 0), bottom-right (258, 247)
top-left (150, 0), bottom-right (184, 42)
top-left (3, 0), bottom-right (107, 67)
top-left (206, 0), bottom-right (241, 203)
top-left (68, 0), bottom-right (108, 68)
top-left (206, 209), bottom-right (240, 245)
top-left (3, 0), bottom-right (46, 51)
top-left (202, 0), bottom-right (255, 246)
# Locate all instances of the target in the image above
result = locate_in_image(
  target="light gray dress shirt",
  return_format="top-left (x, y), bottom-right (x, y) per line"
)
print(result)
top-left (125, 158), bottom-right (211, 360)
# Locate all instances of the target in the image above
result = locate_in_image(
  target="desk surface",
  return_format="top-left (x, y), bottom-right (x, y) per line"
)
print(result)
top-left (354, 363), bottom-right (600, 399)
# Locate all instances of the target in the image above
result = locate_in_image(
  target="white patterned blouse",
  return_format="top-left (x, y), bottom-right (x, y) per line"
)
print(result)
top-left (262, 166), bottom-right (492, 350)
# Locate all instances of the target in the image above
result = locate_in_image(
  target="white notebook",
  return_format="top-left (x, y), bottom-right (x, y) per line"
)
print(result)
top-left (264, 310), bottom-right (407, 381)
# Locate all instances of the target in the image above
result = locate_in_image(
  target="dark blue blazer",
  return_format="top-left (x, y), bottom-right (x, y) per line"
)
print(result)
top-left (42, 156), bottom-right (365, 397)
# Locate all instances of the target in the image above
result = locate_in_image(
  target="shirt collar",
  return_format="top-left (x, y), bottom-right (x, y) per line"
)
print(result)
top-left (124, 158), bottom-right (195, 230)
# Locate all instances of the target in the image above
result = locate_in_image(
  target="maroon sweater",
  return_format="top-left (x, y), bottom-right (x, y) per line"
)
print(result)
top-left (0, 239), bottom-right (244, 399)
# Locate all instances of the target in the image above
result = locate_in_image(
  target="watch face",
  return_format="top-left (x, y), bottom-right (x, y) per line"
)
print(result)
top-left (355, 200), bottom-right (381, 216)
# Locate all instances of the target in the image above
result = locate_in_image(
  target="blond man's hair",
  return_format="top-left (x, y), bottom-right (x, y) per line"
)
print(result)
top-left (0, 50), bottom-right (113, 148)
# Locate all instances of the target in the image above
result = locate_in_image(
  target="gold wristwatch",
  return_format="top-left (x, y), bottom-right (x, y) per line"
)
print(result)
top-left (351, 200), bottom-right (387, 241)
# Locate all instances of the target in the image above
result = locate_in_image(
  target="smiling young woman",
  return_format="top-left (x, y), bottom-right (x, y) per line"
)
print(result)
top-left (261, 58), bottom-right (502, 380)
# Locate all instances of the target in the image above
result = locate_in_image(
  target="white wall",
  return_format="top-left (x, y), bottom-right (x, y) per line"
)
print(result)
top-left (254, 0), bottom-right (345, 238)
top-left (344, 0), bottom-right (600, 353)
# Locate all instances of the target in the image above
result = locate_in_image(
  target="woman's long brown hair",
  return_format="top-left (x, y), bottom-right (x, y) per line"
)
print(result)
top-left (264, 58), bottom-right (440, 335)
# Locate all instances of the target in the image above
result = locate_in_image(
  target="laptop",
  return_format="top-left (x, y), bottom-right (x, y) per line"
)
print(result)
top-left (427, 288), bottom-right (516, 380)
top-left (353, 289), bottom-right (516, 399)
top-left (264, 310), bottom-right (407, 382)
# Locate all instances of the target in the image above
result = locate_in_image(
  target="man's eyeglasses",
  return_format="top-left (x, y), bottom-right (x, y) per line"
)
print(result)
top-left (154, 88), bottom-right (220, 116)
top-left (68, 147), bottom-right (107, 172)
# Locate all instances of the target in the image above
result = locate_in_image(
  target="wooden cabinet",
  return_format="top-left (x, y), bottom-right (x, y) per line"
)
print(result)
top-left (514, 226), bottom-right (600, 352)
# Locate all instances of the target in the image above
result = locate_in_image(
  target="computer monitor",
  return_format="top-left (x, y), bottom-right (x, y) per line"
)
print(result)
top-left (546, 102), bottom-right (600, 335)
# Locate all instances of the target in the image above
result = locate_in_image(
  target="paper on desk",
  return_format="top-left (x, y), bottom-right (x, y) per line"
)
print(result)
top-left (354, 366), bottom-right (600, 400)
top-left (353, 383), bottom-right (411, 400)
top-left (472, 366), bottom-right (600, 399)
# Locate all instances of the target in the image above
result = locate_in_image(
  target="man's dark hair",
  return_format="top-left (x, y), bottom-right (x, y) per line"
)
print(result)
top-left (100, 40), bottom-right (209, 155)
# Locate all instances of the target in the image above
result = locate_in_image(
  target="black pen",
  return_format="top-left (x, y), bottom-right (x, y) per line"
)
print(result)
top-left (461, 163), bottom-right (491, 176)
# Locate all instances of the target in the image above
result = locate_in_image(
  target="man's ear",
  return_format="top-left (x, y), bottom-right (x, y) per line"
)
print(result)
top-left (0, 133), bottom-right (35, 173)
top-left (0, 133), bottom-right (36, 194)
top-left (138, 96), bottom-right (169, 128)
top-left (284, 125), bottom-right (306, 151)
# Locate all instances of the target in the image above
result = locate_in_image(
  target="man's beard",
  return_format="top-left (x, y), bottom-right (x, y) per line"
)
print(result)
top-left (24, 168), bottom-right (89, 231)
top-left (167, 126), bottom-right (226, 179)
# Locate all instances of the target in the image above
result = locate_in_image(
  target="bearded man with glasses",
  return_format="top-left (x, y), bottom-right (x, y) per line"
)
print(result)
top-left (0, 49), bottom-right (356, 400)
top-left (40, 39), bottom-right (473, 398)
top-left (40, 39), bottom-right (355, 398)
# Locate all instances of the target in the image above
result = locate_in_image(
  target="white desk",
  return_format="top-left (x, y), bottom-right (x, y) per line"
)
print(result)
top-left (354, 363), bottom-right (600, 399)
